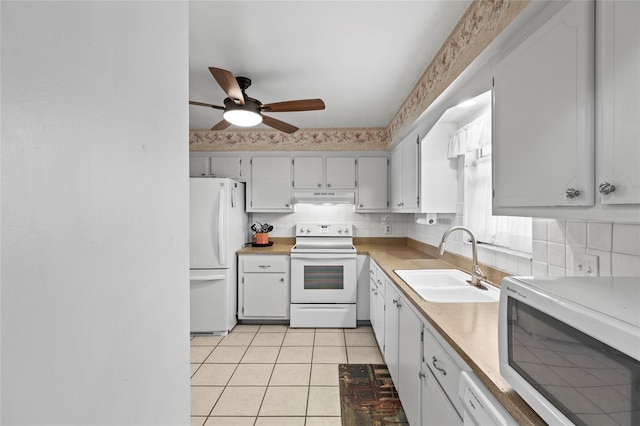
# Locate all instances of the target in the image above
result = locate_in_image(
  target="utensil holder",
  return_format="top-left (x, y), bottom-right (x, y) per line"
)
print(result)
top-left (255, 233), bottom-right (269, 245)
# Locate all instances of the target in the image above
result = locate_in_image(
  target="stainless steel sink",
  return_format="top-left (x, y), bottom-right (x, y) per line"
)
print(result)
top-left (394, 269), bottom-right (500, 303)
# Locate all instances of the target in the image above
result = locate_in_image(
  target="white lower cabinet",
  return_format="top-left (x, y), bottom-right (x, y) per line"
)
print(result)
top-left (356, 255), bottom-right (370, 321)
top-left (369, 258), bottom-right (475, 426)
top-left (421, 366), bottom-right (462, 425)
top-left (423, 326), bottom-right (465, 423)
top-left (397, 298), bottom-right (423, 426)
top-left (383, 281), bottom-right (400, 384)
top-left (369, 260), bottom-right (385, 349)
top-left (238, 255), bottom-right (290, 320)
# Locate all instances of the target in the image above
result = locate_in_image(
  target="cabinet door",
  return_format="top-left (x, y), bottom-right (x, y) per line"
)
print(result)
top-left (383, 281), bottom-right (400, 386)
top-left (356, 255), bottom-right (370, 321)
top-left (420, 123), bottom-right (458, 213)
top-left (598, 0), bottom-right (640, 205)
top-left (250, 156), bottom-right (292, 211)
top-left (326, 157), bottom-right (356, 189)
top-left (210, 156), bottom-right (241, 179)
top-left (421, 367), bottom-right (462, 426)
top-left (397, 300), bottom-right (423, 426)
top-left (293, 157), bottom-right (323, 189)
top-left (369, 278), bottom-right (377, 333)
top-left (357, 157), bottom-right (388, 211)
top-left (374, 285), bottom-right (385, 350)
top-left (401, 137), bottom-right (419, 210)
top-left (189, 157), bottom-right (209, 177)
top-left (493, 0), bottom-right (594, 209)
top-left (242, 273), bottom-right (288, 318)
top-left (390, 148), bottom-right (403, 210)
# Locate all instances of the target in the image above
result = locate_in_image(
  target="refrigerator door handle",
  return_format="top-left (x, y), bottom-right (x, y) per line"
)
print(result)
top-left (190, 274), bottom-right (226, 281)
top-left (218, 187), bottom-right (225, 265)
top-left (231, 186), bottom-right (237, 208)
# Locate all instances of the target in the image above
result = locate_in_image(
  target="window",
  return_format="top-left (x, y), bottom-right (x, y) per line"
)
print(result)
top-left (447, 91), bottom-right (532, 254)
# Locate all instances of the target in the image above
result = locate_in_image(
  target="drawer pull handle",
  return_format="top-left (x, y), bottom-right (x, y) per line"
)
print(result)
top-left (258, 265), bottom-right (271, 268)
top-left (432, 356), bottom-right (447, 376)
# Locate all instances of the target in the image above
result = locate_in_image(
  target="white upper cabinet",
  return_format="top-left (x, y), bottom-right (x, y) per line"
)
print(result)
top-left (598, 0), bottom-right (640, 205)
top-left (325, 157), bottom-right (356, 189)
top-left (420, 123), bottom-right (458, 213)
top-left (293, 156), bottom-right (356, 190)
top-left (189, 156), bottom-right (209, 177)
top-left (293, 157), bottom-right (323, 189)
top-left (356, 156), bottom-right (389, 212)
top-left (249, 156), bottom-right (293, 212)
top-left (390, 134), bottom-right (419, 212)
top-left (190, 155), bottom-right (244, 179)
top-left (493, 0), bottom-right (595, 210)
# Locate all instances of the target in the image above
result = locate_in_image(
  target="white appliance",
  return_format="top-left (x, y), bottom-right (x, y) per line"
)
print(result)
top-left (458, 371), bottom-right (517, 426)
top-left (190, 178), bottom-right (247, 334)
top-left (499, 276), bottom-right (640, 426)
top-left (290, 223), bottom-right (357, 328)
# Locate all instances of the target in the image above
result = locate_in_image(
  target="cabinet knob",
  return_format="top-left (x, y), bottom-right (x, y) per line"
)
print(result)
top-left (599, 182), bottom-right (616, 195)
top-left (565, 188), bottom-right (580, 199)
top-left (418, 371), bottom-right (426, 379)
top-left (317, 183), bottom-right (322, 187)
top-left (285, 203), bottom-right (290, 208)
top-left (279, 278), bottom-right (284, 282)
top-left (359, 204), bottom-right (364, 208)
top-left (327, 183), bottom-right (332, 188)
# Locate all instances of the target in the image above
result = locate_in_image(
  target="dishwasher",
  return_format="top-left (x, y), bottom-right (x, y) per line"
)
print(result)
top-left (458, 371), bottom-right (517, 426)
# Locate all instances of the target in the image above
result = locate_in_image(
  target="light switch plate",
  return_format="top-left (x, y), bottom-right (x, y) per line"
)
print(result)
top-left (573, 253), bottom-right (599, 277)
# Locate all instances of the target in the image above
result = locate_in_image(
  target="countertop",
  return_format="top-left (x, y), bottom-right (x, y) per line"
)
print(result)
top-left (237, 239), bottom-right (545, 425)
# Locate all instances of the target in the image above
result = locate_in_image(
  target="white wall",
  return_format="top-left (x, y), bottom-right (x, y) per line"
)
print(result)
top-left (1, 2), bottom-right (190, 425)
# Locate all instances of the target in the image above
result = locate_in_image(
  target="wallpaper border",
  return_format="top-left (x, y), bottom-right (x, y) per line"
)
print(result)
top-left (190, 0), bottom-right (530, 152)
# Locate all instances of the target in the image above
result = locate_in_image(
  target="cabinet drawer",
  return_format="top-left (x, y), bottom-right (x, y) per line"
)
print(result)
top-left (423, 328), bottom-right (463, 416)
top-left (242, 256), bottom-right (289, 273)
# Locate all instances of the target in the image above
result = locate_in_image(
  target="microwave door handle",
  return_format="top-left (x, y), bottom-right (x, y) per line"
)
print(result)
top-left (218, 187), bottom-right (225, 265)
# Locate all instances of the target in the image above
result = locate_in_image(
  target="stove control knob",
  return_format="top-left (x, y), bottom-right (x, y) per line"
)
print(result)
top-left (342, 228), bottom-right (350, 234)
top-left (337, 228), bottom-right (343, 233)
top-left (305, 228), bottom-right (312, 233)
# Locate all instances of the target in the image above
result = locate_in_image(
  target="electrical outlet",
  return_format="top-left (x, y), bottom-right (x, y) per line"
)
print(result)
top-left (573, 253), bottom-right (599, 277)
top-left (384, 224), bottom-right (392, 234)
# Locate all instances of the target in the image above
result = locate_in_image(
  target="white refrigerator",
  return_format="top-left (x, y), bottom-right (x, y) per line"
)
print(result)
top-left (190, 178), bottom-right (248, 334)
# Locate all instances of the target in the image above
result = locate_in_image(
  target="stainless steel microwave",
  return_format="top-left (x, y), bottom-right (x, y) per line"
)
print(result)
top-left (498, 276), bottom-right (640, 425)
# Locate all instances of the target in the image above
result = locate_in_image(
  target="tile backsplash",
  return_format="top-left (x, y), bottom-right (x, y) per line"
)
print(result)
top-left (249, 205), bottom-right (409, 238)
top-left (532, 219), bottom-right (640, 277)
top-left (250, 207), bottom-right (640, 278)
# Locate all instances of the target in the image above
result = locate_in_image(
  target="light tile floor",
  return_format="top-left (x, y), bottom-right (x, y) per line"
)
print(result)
top-left (190, 324), bottom-right (383, 426)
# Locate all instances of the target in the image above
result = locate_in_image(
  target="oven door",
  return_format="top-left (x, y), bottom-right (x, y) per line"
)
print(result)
top-left (290, 253), bottom-right (357, 303)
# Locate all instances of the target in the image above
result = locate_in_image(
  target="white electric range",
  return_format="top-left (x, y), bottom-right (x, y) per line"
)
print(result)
top-left (289, 223), bottom-right (357, 328)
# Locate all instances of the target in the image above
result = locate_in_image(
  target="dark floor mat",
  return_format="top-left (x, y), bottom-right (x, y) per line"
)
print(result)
top-left (339, 364), bottom-right (409, 426)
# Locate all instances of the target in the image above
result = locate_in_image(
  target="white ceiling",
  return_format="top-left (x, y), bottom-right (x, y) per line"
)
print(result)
top-left (189, 1), bottom-right (472, 131)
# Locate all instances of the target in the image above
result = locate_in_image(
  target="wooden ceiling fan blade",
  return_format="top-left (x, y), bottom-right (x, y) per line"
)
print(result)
top-left (211, 119), bottom-right (231, 131)
top-left (262, 115), bottom-right (299, 134)
top-left (261, 98), bottom-right (325, 113)
top-left (189, 100), bottom-right (225, 110)
top-left (208, 67), bottom-right (244, 105)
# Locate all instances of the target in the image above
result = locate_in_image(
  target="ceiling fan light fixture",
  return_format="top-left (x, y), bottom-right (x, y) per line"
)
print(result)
top-left (223, 109), bottom-right (263, 127)
top-left (223, 98), bottom-right (263, 127)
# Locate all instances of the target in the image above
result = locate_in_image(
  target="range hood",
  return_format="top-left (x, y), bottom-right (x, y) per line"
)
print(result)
top-left (293, 191), bottom-right (355, 205)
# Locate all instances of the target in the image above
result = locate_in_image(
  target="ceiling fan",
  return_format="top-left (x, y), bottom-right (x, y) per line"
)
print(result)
top-left (189, 67), bottom-right (325, 134)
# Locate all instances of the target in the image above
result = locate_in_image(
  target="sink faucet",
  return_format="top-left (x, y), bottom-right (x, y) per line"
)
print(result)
top-left (437, 226), bottom-right (486, 287)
